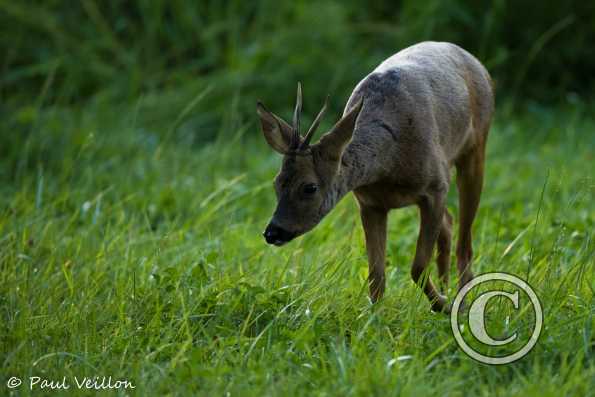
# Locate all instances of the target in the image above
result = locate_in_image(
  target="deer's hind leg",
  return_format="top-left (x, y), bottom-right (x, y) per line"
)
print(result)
top-left (455, 140), bottom-right (486, 290)
top-left (436, 209), bottom-right (453, 293)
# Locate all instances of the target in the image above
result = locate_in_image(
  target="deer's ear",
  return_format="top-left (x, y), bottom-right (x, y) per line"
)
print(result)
top-left (317, 97), bottom-right (363, 160)
top-left (257, 102), bottom-right (294, 154)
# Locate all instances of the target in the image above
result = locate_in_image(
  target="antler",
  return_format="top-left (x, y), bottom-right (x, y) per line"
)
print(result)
top-left (300, 94), bottom-right (328, 150)
top-left (290, 82), bottom-right (302, 150)
top-left (287, 82), bottom-right (330, 152)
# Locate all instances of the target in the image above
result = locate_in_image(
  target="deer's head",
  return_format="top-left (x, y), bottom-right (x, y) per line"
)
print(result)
top-left (257, 83), bottom-right (363, 246)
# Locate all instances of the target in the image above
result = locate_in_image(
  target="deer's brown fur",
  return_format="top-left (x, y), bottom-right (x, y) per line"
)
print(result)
top-left (258, 42), bottom-right (494, 312)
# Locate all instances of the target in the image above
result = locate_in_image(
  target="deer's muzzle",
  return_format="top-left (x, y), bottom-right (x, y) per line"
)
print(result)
top-left (263, 223), bottom-right (296, 246)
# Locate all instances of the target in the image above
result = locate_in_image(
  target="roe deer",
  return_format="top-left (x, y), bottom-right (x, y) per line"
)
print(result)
top-left (257, 41), bottom-right (494, 312)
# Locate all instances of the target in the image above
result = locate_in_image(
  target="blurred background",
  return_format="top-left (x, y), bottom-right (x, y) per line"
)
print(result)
top-left (2, 1), bottom-right (595, 130)
top-left (2, 0), bottom-right (595, 190)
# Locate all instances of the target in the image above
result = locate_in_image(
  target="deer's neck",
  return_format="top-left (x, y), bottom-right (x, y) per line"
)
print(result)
top-left (321, 144), bottom-right (378, 213)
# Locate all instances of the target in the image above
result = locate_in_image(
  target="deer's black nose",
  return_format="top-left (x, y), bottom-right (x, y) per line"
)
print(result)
top-left (263, 223), bottom-right (295, 246)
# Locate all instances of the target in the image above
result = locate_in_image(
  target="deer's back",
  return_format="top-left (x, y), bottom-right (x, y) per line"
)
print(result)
top-left (345, 41), bottom-right (494, 170)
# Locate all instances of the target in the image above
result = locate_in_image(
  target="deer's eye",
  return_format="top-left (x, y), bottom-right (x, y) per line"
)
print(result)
top-left (303, 183), bottom-right (318, 195)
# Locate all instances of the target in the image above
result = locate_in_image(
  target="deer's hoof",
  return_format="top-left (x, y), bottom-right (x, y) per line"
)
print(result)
top-left (431, 294), bottom-right (449, 314)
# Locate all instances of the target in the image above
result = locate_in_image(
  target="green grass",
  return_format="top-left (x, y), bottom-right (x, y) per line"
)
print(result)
top-left (1, 94), bottom-right (594, 396)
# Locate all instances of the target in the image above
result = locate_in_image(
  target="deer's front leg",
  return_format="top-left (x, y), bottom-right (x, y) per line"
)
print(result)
top-left (360, 206), bottom-right (388, 303)
top-left (411, 193), bottom-right (448, 312)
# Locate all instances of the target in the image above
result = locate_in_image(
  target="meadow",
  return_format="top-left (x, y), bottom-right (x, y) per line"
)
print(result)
top-left (1, 1), bottom-right (594, 396)
top-left (1, 92), bottom-right (593, 395)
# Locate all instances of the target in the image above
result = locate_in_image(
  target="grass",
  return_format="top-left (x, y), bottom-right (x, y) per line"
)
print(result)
top-left (1, 91), bottom-right (594, 396)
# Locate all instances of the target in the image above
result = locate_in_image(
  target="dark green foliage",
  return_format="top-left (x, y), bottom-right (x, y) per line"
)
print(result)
top-left (2, 1), bottom-right (594, 107)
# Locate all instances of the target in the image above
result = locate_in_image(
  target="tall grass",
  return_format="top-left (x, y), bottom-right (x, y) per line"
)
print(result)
top-left (0, 89), bottom-right (593, 395)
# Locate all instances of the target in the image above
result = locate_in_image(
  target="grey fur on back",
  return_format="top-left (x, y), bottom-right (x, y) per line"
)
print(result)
top-left (341, 41), bottom-right (494, 190)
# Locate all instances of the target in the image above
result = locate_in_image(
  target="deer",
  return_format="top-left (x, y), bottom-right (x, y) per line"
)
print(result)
top-left (256, 41), bottom-right (494, 312)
